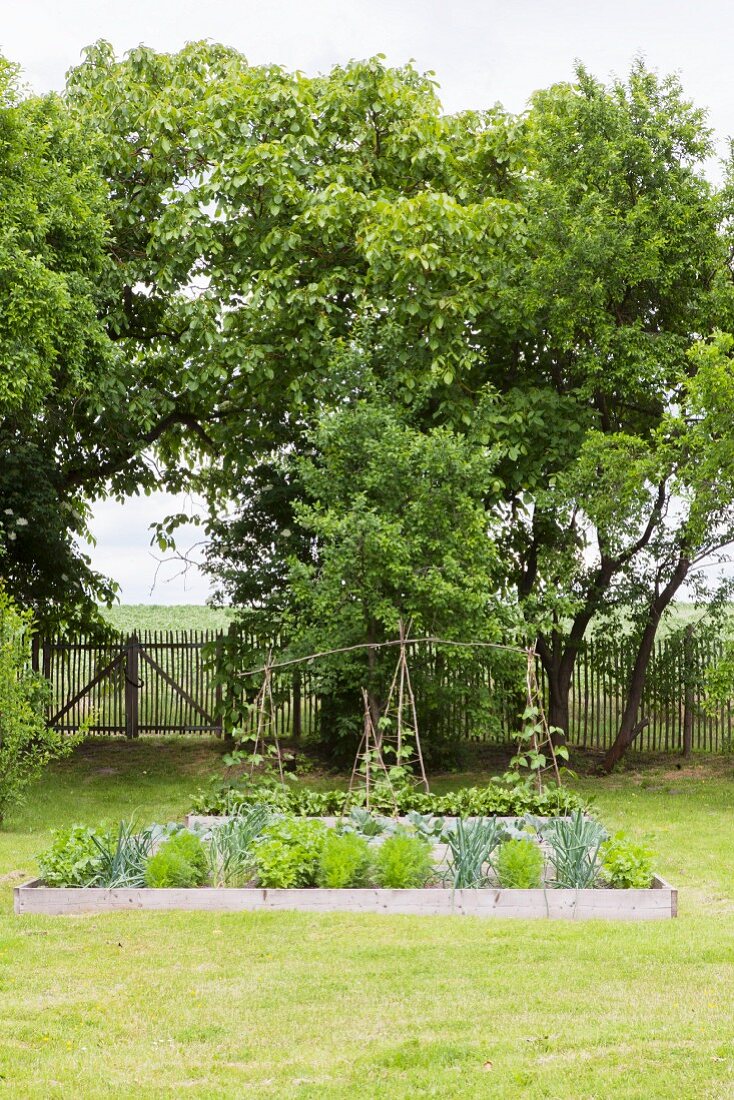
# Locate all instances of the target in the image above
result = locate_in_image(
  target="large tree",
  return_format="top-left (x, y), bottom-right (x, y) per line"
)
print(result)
top-left (0, 58), bottom-right (124, 627)
top-left (496, 65), bottom-right (733, 759)
top-left (62, 45), bottom-right (734, 768)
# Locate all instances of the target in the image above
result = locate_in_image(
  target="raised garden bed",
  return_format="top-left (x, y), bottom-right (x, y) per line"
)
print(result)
top-left (14, 876), bottom-right (676, 919)
top-left (24, 802), bottom-right (673, 919)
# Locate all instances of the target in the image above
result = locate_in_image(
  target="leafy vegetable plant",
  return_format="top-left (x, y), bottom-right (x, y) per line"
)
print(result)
top-left (496, 838), bottom-right (544, 888)
top-left (252, 818), bottom-right (328, 888)
top-left (600, 832), bottom-right (655, 888)
top-left (342, 807), bottom-right (391, 836)
top-left (191, 777), bottom-right (584, 819)
top-left (373, 833), bottom-right (433, 888)
top-left (38, 825), bottom-right (109, 887)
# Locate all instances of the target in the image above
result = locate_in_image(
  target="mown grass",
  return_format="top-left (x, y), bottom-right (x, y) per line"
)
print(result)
top-left (2, 741), bottom-right (734, 1097)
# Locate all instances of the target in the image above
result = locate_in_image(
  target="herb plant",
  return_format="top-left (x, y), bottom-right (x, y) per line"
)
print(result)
top-left (496, 838), bottom-right (544, 888)
top-left (317, 832), bottom-right (372, 888)
top-left (144, 831), bottom-right (209, 888)
top-left (373, 834), bottom-right (433, 889)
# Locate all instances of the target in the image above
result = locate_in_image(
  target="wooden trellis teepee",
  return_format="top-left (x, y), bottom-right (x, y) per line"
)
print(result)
top-left (348, 621), bottom-right (430, 811)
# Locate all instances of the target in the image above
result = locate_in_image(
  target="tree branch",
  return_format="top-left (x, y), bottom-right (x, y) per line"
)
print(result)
top-left (60, 411), bottom-right (216, 494)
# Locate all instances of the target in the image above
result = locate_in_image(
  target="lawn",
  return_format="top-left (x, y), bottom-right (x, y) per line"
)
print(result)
top-left (2, 742), bottom-right (734, 1098)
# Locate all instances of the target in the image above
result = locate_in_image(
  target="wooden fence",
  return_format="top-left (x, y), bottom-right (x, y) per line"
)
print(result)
top-left (35, 628), bottom-right (734, 753)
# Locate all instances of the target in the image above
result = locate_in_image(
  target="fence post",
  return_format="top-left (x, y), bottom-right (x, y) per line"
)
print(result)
top-left (125, 634), bottom-right (140, 740)
top-left (292, 670), bottom-right (302, 741)
top-left (682, 625), bottom-right (694, 758)
top-left (214, 631), bottom-right (224, 737)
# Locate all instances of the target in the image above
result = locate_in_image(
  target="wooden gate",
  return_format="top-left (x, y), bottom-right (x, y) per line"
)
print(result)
top-left (36, 632), bottom-right (223, 737)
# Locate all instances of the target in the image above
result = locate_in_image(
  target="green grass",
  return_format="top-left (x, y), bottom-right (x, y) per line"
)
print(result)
top-left (98, 604), bottom-right (235, 634)
top-left (3, 744), bottom-right (734, 1097)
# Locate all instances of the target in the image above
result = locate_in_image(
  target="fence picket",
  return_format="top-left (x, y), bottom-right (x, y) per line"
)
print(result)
top-left (35, 627), bottom-right (734, 753)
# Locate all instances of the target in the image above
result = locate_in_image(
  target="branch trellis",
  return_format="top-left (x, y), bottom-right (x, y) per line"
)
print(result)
top-left (233, 625), bottom-right (559, 806)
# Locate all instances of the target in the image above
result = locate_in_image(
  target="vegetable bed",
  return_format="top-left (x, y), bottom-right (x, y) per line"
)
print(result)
top-left (19, 804), bottom-right (676, 919)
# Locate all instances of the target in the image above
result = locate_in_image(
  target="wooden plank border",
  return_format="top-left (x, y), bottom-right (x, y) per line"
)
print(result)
top-left (14, 876), bottom-right (677, 919)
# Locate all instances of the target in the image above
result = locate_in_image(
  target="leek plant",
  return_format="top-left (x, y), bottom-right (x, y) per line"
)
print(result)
top-left (207, 804), bottom-right (270, 887)
top-left (444, 818), bottom-right (503, 888)
top-left (542, 811), bottom-right (607, 888)
top-left (91, 820), bottom-right (157, 888)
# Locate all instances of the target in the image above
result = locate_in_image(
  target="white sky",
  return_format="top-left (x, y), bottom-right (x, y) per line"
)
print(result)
top-left (5, 0), bottom-right (734, 603)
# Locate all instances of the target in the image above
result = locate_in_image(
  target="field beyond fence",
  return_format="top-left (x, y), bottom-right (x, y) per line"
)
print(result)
top-left (34, 628), bottom-right (734, 754)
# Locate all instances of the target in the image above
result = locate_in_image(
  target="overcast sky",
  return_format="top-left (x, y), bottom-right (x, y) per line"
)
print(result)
top-left (5, 0), bottom-right (734, 603)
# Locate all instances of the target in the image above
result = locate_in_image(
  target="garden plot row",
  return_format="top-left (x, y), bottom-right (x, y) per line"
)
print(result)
top-left (15, 806), bottom-right (677, 920)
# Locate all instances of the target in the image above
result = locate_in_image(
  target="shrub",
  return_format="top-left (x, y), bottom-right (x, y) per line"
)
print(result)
top-left (38, 825), bottom-right (110, 887)
top-left (445, 817), bottom-right (503, 888)
top-left (145, 831), bottom-right (209, 888)
top-left (0, 588), bottom-right (79, 826)
top-left (373, 833), bottom-right (433, 889)
top-left (600, 833), bottom-right (655, 888)
top-left (252, 818), bottom-right (328, 888)
top-left (317, 832), bottom-right (371, 888)
top-left (496, 839), bottom-right (544, 889)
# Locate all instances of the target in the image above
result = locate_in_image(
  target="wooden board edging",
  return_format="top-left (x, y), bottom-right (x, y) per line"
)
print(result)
top-left (14, 880), bottom-right (677, 920)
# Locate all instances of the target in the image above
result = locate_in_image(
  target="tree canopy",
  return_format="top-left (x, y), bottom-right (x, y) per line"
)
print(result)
top-left (0, 59), bottom-right (123, 626)
top-left (4, 40), bottom-right (734, 765)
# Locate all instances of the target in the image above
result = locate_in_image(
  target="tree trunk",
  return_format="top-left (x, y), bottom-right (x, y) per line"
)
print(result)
top-left (536, 638), bottom-right (578, 745)
top-left (546, 672), bottom-right (570, 743)
top-left (602, 556), bottom-right (690, 773)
